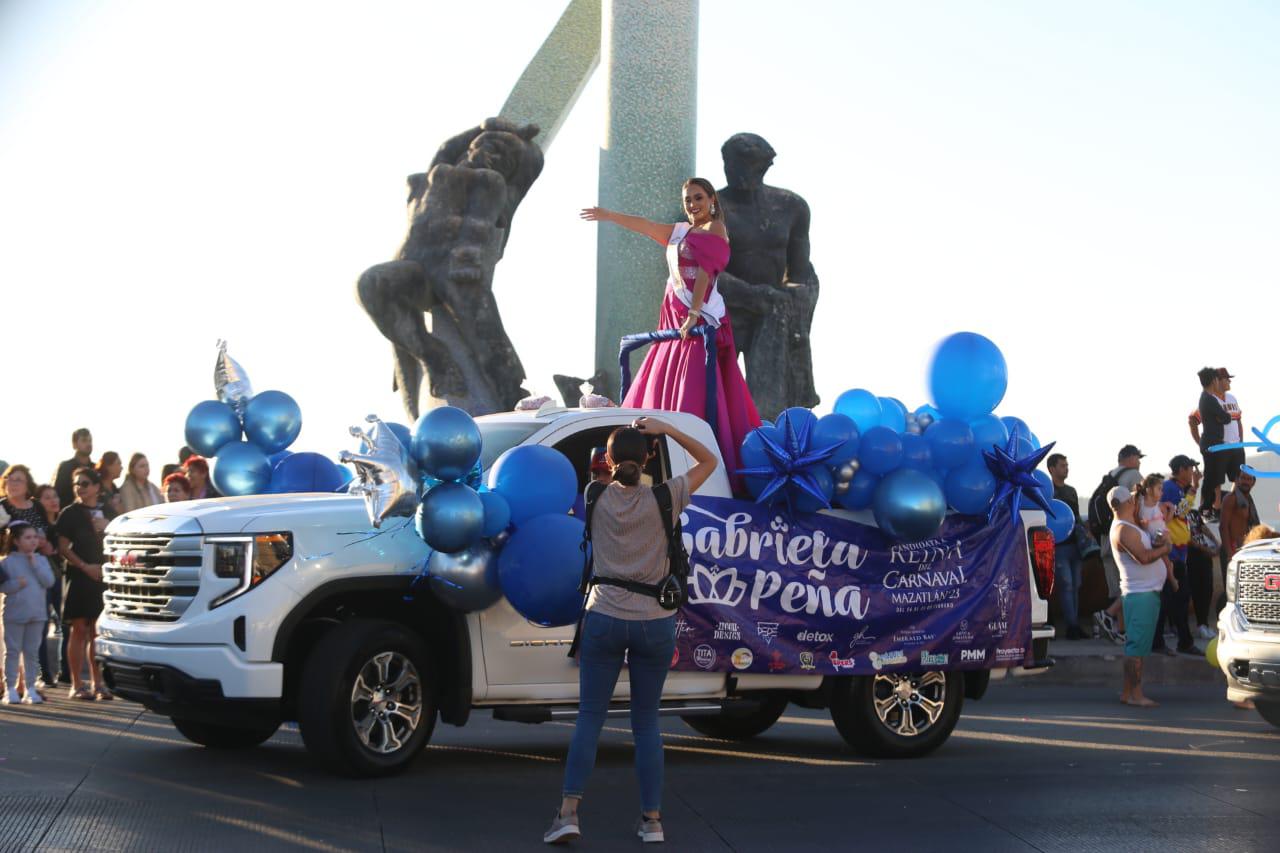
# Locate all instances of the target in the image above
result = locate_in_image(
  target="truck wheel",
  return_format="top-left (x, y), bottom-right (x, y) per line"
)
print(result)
top-left (297, 619), bottom-right (436, 777)
top-left (682, 694), bottom-right (788, 740)
top-left (829, 671), bottom-right (964, 758)
top-left (171, 717), bottom-right (280, 749)
top-left (1257, 701), bottom-right (1280, 729)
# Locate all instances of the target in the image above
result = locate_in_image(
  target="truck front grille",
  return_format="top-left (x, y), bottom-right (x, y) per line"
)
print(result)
top-left (1236, 561), bottom-right (1280, 627)
top-left (103, 533), bottom-right (203, 622)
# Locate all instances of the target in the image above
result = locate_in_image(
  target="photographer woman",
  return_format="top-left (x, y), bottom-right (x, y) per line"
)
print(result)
top-left (544, 417), bottom-right (717, 846)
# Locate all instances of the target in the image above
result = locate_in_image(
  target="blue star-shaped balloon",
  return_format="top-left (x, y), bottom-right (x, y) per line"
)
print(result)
top-left (983, 426), bottom-right (1057, 525)
top-left (1210, 414), bottom-right (1280, 478)
top-left (738, 410), bottom-right (845, 511)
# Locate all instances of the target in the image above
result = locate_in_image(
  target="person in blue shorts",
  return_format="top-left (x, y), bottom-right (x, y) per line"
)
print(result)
top-left (1107, 485), bottom-right (1172, 707)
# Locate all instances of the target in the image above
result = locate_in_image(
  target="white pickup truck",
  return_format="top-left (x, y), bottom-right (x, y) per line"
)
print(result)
top-left (96, 407), bottom-right (1056, 777)
top-left (1217, 536), bottom-right (1280, 728)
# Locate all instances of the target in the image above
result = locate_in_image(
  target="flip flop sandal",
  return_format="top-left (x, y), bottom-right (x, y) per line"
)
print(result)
top-left (94, 689), bottom-right (114, 701)
top-left (70, 687), bottom-right (95, 701)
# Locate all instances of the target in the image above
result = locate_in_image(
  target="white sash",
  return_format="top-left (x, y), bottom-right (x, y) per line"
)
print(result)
top-left (665, 222), bottom-right (725, 328)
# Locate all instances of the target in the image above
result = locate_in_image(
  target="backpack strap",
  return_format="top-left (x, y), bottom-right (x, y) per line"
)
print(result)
top-left (569, 481), bottom-right (608, 659)
top-left (652, 482), bottom-right (676, 550)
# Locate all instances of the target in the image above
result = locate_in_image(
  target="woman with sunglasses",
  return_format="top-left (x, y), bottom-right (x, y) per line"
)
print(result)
top-left (57, 467), bottom-right (110, 700)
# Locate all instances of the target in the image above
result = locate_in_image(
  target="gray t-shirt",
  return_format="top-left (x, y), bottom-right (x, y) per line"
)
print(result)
top-left (585, 474), bottom-right (691, 622)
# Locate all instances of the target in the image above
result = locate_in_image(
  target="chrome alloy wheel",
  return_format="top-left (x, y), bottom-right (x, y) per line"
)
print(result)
top-left (871, 671), bottom-right (947, 737)
top-left (350, 651), bottom-right (423, 754)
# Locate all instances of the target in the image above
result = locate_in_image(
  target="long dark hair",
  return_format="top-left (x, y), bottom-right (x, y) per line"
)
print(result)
top-left (606, 427), bottom-right (649, 487)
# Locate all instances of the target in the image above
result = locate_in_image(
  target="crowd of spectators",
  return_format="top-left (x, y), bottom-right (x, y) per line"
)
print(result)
top-left (0, 428), bottom-right (212, 705)
top-left (1049, 366), bottom-right (1275, 708)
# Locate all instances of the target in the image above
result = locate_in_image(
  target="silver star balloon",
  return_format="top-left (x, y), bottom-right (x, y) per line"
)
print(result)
top-left (341, 415), bottom-right (420, 527)
top-left (214, 339), bottom-right (254, 421)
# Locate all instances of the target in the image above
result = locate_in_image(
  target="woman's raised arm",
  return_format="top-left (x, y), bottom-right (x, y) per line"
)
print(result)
top-left (580, 207), bottom-right (673, 245)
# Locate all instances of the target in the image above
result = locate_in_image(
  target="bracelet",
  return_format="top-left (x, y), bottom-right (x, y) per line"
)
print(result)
top-left (689, 308), bottom-right (701, 317)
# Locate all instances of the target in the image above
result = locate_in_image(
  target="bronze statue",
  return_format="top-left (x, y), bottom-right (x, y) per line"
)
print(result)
top-left (357, 118), bottom-right (543, 419)
top-left (716, 133), bottom-right (820, 420)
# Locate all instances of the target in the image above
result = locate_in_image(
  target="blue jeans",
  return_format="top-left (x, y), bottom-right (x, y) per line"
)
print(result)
top-left (562, 611), bottom-right (676, 814)
top-left (1055, 542), bottom-right (1083, 628)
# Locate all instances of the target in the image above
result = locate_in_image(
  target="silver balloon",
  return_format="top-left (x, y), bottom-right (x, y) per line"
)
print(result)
top-left (838, 463), bottom-right (856, 483)
top-left (341, 415), bottom-right (420, 527)
top-left (907, 425), bottom-right (923, 436)
top-left (917, 413), bottom-right (935, 429)
top-left (213, 339), bottom-right (253, 420)
top-left (848, 459), bottom-right (861, 473)
top-left (427, 541), bottom-right (503, 612)
top-left (834, 481), bottom-right (850, 495)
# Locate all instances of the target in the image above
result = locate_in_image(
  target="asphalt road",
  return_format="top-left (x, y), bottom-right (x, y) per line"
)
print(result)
top-left (1, 681), bottom-right (1278, 852)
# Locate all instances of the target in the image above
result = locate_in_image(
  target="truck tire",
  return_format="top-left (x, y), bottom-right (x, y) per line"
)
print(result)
top-left (171, 717), bottom-right (280, 749)
top-left (682, 695), bottom-right (788, 740)
top-left (1257, 701), bottom-right (1280, 729)
top-left (829, 671), bottom-right (964, 758)
top-left (297, 619), bottom-right (436, 777)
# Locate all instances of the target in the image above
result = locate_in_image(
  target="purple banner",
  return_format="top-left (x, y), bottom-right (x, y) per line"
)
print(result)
top-left (671, 497), bottom-right (1033, 675)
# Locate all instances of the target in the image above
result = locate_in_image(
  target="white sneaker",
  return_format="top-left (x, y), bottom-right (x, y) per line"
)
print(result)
top-left (21, 691), bottom-right (44, 705)
top-left (1197, 625), bottom-right (1215, 640)
top-left (543, 811), bottom-right (580, 844)
top-left (2, 688), bottom-right (20, 705)
top-left (636, 816), bottom-right (665, 843)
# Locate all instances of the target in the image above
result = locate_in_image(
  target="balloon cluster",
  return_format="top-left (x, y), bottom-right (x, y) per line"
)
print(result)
top-left (345, 405), bottom-right (586, 627)
top-left (740, 331), bottom-right (1070, 542)
top-left (183, 342), bottom-right (349, 496)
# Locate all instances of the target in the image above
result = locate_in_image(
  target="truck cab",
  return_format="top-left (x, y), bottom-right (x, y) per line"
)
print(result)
top-left (96, 407), bottom-right (1056, 776)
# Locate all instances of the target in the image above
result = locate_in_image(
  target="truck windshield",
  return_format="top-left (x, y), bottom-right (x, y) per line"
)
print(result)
top-left (477, 422), bottom-right (544, 472)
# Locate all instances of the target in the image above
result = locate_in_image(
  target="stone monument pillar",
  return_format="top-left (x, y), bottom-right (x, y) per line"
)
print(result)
top-left (594, 0), bottom-right (699, 397)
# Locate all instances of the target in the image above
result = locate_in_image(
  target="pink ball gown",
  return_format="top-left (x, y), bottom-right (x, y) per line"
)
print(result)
top-left (621, 222), bottom-right (763, 476)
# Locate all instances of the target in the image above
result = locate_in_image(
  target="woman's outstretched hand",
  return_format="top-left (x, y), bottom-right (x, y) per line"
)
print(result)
top-left (580, 206), bottom-right (613, 222)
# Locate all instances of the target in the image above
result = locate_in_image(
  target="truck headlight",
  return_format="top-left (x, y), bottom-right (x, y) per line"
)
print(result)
top-left (1225, 559), bottom-right (1237, 603)
top-left (208, 533), bottom-right (293, 607)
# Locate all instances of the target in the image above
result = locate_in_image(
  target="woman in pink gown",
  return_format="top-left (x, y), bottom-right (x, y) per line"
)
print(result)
top-left (581, 178), bottom-right (762, 475)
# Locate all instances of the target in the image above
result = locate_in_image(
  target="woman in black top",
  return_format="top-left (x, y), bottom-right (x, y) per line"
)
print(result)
top-left (95, 452), bottom-right (124, 520)
top-left (57, 467), bottom-right (110, 700)
top-left (34, 483), bottom-right (66, 685)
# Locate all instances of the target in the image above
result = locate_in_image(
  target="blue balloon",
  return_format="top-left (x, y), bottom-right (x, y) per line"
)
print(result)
top-left (777, 407), bottom-right (819, 444)
top-left (412, 406), bottom-right (483, 482)
top-left (928, 332), bottom-right (1008, 421)
top-left (184, 400), bottom-right (242, 458)
top-left (1032, 470), bottom-right (1054, 504)
top-left (834, 389), bottom-right (883, 434)
top-left (835, 470), bottom-right (880, 510)
top-left (914, 404), bottom-right (942, 423)
top-left (270, 452), bottom-right (345, 493)
top-left (873, 468), bottom-right (947, 541)
top-left (334, 464), bottom-right (354, 492)
top-left (859, 426), bottom-right (903, 476)
top-left (416, 482), bottom-right (485, 553)
top-left (969, 414), bottom-right (1010, 453)
top-left (242, 390), bottom-right (302, 454)
top-left (497, 513), bottom-right (586, 627)
top-left (386, 422), bottom-right (413, 454)
top-left (1015, 434), bottom-right (1034, 459)
top-left (1046, 498), bottom-right (1075, 542)
top-left (741, 425), bottom-right (782, 468)
top-left (794, 465), bottom-right (835, 514)
top-left (210, 441), bottom-right (272, 496)
top-left (926, 418), bottom-right (976, 470)
top-left (877, 397), bottom-right (908, 433)
top-left (479, 490), bottom-right (512, 538)
top-left (900, 433), bottom-right (933, 472)
top-left (1001, 416), bottom-right (1031, 442)
top-left (267, 450), bottom-right (293, 468)
top-left (945, 459), bottom-right (997, 515)
top-left (812, 413), bottom-right (860, 467)
top-left (487, 445), bottom-right (577, 526)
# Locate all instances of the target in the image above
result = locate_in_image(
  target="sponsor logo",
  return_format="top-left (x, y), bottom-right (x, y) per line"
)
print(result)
top-left (731, 648), bottom-right (754, 670)
top-left (995, 576), bottom-right (1011, 621)
top-left (768, 650), bottom-right (787, 672)
top-left (986, 621), bottom-right (1009, 636)
top-left (920, 651), bottom-right (949, 666)
top-left (674, 617), bottom-right (695, 637)
top-left (827, 651), bottom-right (856, 670)
top-left (714, 621), bottom-right (742, 641)
top-left (868, 650), bottom-right (906, 670)
top-left (670, 647), bottom-right (679, 668)
top-left (796, 630), bottom-right (834, 643)
top-left (694, 644), bottom-right (716, 669)
top-left (959, 648), bottom-right (987, 663)
top-left (1264, 573), bottom-right (1280, 592)
top-left (882, 568), bottom-right (966, 589)
top-left (995, 647), bottom-right (1026, 662)
top-left (687, 564), bottom-right (749, 607)
top-left (892, 629), bottom-right (936, 646)
top-left (953, 620), bottom-right (975, 644)
top-left (757, 621), bottom-right (780, 645)
top-left (798, 651), bottom-right (816, 670)
top-left (847, 626), bottom-right (877, 647)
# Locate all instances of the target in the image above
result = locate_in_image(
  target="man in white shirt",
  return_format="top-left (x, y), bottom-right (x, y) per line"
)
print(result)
top-left (1189, 367), bottom-right (1245, 514)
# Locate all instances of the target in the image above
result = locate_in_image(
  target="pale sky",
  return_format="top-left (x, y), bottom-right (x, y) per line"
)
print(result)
top-left (2, 0), bottom-right (1277, 518)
